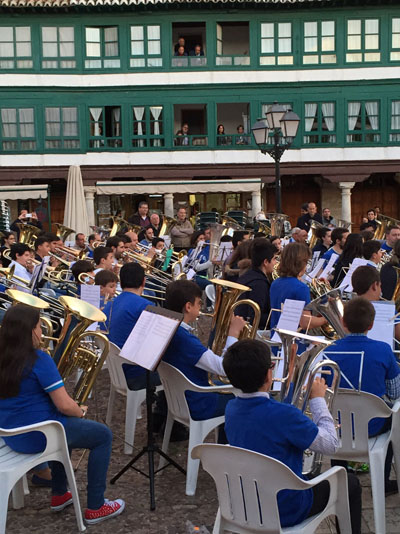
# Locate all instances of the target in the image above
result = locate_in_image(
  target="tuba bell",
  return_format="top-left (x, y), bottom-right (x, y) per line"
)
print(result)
top-left (16, 222), bottom-right (42, 248)
top-left (305, 289), bottom-right (346, 340)
top-left (373, 214), bottom-right (400, 241)
top-left (159, 215), bottom-right (178, 237)
top-left (54, 222), bottom-right (75, 243)
top-left (307, 220), bottom-right (324, 249)
top-left (109, 216), bottom-right (141, 237)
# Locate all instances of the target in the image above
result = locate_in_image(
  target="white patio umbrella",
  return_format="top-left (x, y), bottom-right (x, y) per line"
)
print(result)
top-left (63, 165), bottom-right (90, 242)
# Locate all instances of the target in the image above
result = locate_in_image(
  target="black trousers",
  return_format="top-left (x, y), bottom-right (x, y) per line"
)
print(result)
top-left (307, 475), bottom-right (362, 534)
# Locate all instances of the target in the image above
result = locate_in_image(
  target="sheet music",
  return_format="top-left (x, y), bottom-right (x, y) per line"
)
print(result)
top-left (120, 308), bottom-right (181, 370)
top-left (309, 251), bottom-right (321, 271)
top-left (367, 300), bottom-right (396, 348)
top-left (216, 242), bottom-right (233, 262)
top-left (339, 258), bottom-right (369, 292)
top-left (319, 253), bottom-right (339, 280)
top-left (30, 256), bottom-right (51, 291)
top-left (186, 268), bottom-right (196, 280)
top-left (271, 299), bottom-right (305, 342)
top-left (80, 284), bottom-right (101, 331)
top-left (307, 258), bottom-right (325, 280)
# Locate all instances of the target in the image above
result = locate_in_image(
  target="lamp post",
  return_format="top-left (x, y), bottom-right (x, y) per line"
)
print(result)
top-left (251, 102), bottom-right (300, 214)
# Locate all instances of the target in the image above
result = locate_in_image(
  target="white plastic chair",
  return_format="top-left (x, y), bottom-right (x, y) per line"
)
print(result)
top-left (157, 361), bottom-right (234, 496)
top-left (106, 342), bottom-right (162, 455)
top-left (192, 443), bottom-right (351, 534)
top-left (205, 284), bottom-right (216, 307)
top-left (0, 421), bottom-right (86, 534)
top-left (330, 389), bottom-right (400, 534)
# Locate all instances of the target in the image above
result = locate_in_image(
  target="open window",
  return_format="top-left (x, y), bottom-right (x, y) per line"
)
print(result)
top-left (89, 106), bottom-right (122, 149)
top-left (173, 104), bottom-right (208, 147)
top-left (171, 22), bottom-right (207, 67)
top-left (216, 103), bottom-right (251, 147)
top-left (216, 22), bottom-right (250, 66)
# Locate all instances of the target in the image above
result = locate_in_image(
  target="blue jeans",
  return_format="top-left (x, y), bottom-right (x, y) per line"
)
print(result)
top-left (50, 417), bottom-right (112, 510)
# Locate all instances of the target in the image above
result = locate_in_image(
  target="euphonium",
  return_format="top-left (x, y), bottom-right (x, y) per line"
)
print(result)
top-left (265, 213), bottom-right (290, 237)
top-left (159, 215), bottom-right (178, 237)
top-left (307, 220), bottom-right (323, 249)
top-left (374, 214), bottom-right (400, 241)
top-left (54, 222), bottom-right (75, 243)
top-left (17, 222), bottom-right (42, 247)
top-left (305, 289), bottom-right (346, 340)
top-left (256, 220), bottom-right (271, 237)
top-left (220, 214), bottom-right (244, 232)
top-left (109, 216), bottom-right (141, 237)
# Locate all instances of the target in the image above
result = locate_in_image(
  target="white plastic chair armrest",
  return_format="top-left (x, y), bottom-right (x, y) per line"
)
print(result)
top-left (391, 398), bottom-right (400, 413)
top-left (0, 420), bottom-right (63, 437)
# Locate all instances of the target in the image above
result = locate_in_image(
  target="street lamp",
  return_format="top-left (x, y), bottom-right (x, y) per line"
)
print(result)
top-left (251, 102), bottom-right (300, 214)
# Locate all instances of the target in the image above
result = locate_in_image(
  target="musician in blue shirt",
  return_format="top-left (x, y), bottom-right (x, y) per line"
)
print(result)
top-left (322, 227), bottom-right (349, 263)
top-left (381, 225), bottom-right (400, 253)
top-left (324, 297), bottom-right (400, 495)
top-left (223, 339), bottom-right (361, 533)
top-left (102, 262), bottom-right (156, 390)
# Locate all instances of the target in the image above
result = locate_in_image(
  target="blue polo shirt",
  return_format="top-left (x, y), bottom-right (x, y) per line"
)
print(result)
top-left (0, 350), bottom-right (65, 453)
top-left (163, 324), bottom-right (219, 420)
top-left (270, 277), bottom-right (311, 330)
top-left (381, 242), bottom-right (393, 252)
top-left (324, 334), bottom-right (400, 435)
top-left (102, 291), bottom-right (155, 380)
top-left (225, 395), bottom-right (318, 528)
top-left (322, 248), bottom-right (340, 264)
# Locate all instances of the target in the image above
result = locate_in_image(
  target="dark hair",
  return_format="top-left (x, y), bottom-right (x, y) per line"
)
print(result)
top-left (359, 222), bottom-right (375, 232)
top-left (119, 262), bottom-right (145, 289)
top-left (301, 202), bottom-right (309, 211)
top-left (232, 230), bottom-right (249, 248)
top-left (93, 246), bottom-right (113, 266)
top-left (71, 259), bottom-right (94, 282)
top-left (41, 232), bottom-right (58, 242)
top-left (138, 201), bottom-right (148, 209)
top-left (269, 235), bottom-right (280, 244)
top-left (152, 237), bottom-right (164, 248)
top-left (165, 280), bottom-right (202, 313)
top-left (117, 234), bottom-right (130, 244)
top-left (251, 239), bottom-right (277, 269)
top-left (389, 240), bottom-right (400, 266)
top-left (88, 233), bottom-right (96, 243)
top-left (217, 124), bottom-right (225, 134)
top-left (367, 209), bottom-right (376, 215)
top-left (316, 226), bottom-right (331, 240)
top-left (220, 235), bottom-right (233, 243)
top-left (34, 235), bottom-right (50, 251)
top-left (360, 230), bottom-right (374, 242)
top-left (338, 233), bottom-right (363, 264)
top-left (106, 236), bottom-right (124, 249)
top-left (75, 233), bottom-right (85, 240)
top-left (0, 304), bottom-right (40, 397)
top-left (253, 231), bottom-right (266, 239)
top-left (279, 243), bottom-right (311, 278)
top-left (95, 269), bottom-right (119, 286)
top-left (386, 225), bottom-right (400, 235)
top-left (228, 239), bottom-right (253, 269)
top-left (10, 243), bottom-right (30, 260)
top-left (362, 239), bottom-right (381, 260)
top-left (223, 339), bottom-right (271, 393)
top-left (343, 297), bottom-right (375, 333)
top-left (331, 227), bottom-right (349, 245)
top-left (1, 231), bottom-right (13, 244)
top-left (190, 230), bottom-right (205, 247)
top-left (351, 265), bottom-right (380, 296)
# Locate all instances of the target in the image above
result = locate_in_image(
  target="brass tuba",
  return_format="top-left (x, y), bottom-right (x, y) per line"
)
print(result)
top-left (305, 289), bottom-right (346, 340)
top-left (109, 216), bottom-right (141, 237)
top-left (373, 214), bottom-right (400, 241)
top-left (159, 215), bottom-right (178, 237)
top-left (256, 220), bottom-right (271, 237)
top-left (17, 222), bottom-right (42, 247)
top-left (307, 220), bottom-right (323, 249)
top-left (54, 222), bottom-right (75, 243)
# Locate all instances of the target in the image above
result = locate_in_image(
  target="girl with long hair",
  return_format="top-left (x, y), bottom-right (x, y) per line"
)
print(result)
top-left (0, 304), bottom-right (125, 525)
top-left (331, 233), bottom-right (363, 287)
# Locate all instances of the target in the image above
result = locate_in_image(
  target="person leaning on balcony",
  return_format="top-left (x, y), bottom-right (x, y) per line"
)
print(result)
top-left (189, 44), bottom-right (204, 56)
top-left (170, 207), bottom-right (193, 252)
top-left (174, 45), bottom-right (188, 57)
top-left (128, 201), bottom-right (151, 228)
top-left (174, 36), bottom-right (186, 53)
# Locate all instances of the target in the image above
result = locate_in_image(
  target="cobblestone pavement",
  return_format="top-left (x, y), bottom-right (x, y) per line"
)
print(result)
top-left (5, 317), bottom-right (400, 533)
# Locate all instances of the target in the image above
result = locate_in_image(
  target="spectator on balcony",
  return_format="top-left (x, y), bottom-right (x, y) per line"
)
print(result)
top-left (174, 45), bottom-right (188, 57)
top-left (217, 124), bottom-right (231, 146)
top-left (190, 44), bottom-right (204, 57)
top-left (175, 123), bottom-right (190, 146)
top-left (236, 124), bottom-right (249, 145)
top-left (174, 36), bottom-right (186, 53)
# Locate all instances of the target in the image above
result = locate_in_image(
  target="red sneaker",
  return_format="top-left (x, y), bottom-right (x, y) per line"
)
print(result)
top-left (51, 491), bottom-right (73, 512)
top-left (85, 499), bottom-right (125, 524)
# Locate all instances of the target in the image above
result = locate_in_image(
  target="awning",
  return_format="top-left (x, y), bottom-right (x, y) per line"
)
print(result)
top-left (95, 179), bottom-right (261, 195)
top-left (0, 185), bottom-right (49, 200)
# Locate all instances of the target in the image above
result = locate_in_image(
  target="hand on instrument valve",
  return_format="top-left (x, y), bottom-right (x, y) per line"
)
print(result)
top-left (228, 314), bottom-right (247, 339)
top-left (309, 377), bottom-right (327, 399)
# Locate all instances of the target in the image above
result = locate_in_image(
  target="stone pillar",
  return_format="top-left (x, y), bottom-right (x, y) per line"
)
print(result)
top-left (84, 188), bottom-right (96, 228)
top-left (164, 193), bottom-right (174, 217)
top-left (338, 182), bottom-right (355, 228)
top-left (251, 190), bottom-right (262, 218)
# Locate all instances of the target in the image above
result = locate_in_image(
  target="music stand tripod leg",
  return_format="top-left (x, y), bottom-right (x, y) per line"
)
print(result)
top-left (110, 369), bottom-right (185, 511)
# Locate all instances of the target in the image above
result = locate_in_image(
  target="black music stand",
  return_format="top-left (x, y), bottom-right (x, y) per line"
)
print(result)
top-left (110, 369), bottom-right (186, 510)
top-left (110, 306), bottom-right (186, 510)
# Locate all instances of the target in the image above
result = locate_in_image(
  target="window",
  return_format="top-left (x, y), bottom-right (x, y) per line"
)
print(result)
top-left (171, 23), bottom-right (207, 67)
top-left (346, 19), bottom-right (380, 62)
top-left (85, 27), bottom-right (120, 69)
top-left (0, 108), bottom-right (36, 150)
top-left (41, 27), bottom-right (75, 69)
top-left (303, 20), bottom-right (336, 64)
top-left (45, 107), bottom-right (79, 149)
top-left (391, 18), bottom-right (400, 61)
top-left (346, 101), bottom-right (380, 143)
top-left (130, 25), bottom-right (162, 68)
top-left (216, 103), bottom-right (251, 147)
top-left (260, 22), bottom-right (293, 66)
top-left (173, 104), bottom-right (208, 147)
top-left (216, 22), bottom-right (250, 66)
top-left (303, 102), bottom-right (336, 144)
top-left (0, 27), bottom-right (32, 69)
top-left (389, 101), bottom-right (400, 142)
top-left (89, 106), bottom-right (122, 148)
top-left (132, 106), bottom-right (164, 147)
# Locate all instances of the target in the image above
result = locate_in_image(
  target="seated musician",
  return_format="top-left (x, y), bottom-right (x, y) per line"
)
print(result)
top-left (105, 236), bottom-right (125, 265)
top-left (235, 239), bottom-right (278, 329)
top-left (0, 304), bottom-right (125, 524)
top-left (102, 262), bottom-right (159, 390)
top-left (139, 226), bottom-right (154, 248)
top-left (381, 240), bottom-right (400, 301)
top-left (163, 280), bottom-right (245, 426)
top-left (362, 239), bottom-right (382, 267)
top-left (95, 269), bottom-right (118, 306)
top-left (351, 265), bottom-right (381, 300)
top-left (381, 225), bottom-right (400, 253)
top-left (325, 297), bottom-right (400, 496)
top-left (124, 230), bottom-right (139, 251)
top-left (224, 239), bottom-right (252, 283)
top-left (87, 233), bottom-right (101, 259)
top-left (93, 246), bottom-right (114, 274)
top-left (311, 227), bottom-right (332, 257)
top-left (34, 235), bottom-right (51, 262)
top-left (71, 259), bottom-right (95, 285)
top-left (321, 227), bottom-right (349, 263)
top-left (223, 339), bottom-right (361, 533)
top-left (9, 243), bottom-right (33, 289)
top-left (0, 231), bottom-right (15, 267)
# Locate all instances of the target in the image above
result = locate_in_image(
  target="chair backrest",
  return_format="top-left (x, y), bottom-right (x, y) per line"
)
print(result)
top-left (331, 389), bottom-right (392, 457)
top-left (205, 284), bottom-right (216, 304)
top-left (106, 341), bottom-right (131, 395)
top-left (192, 443), bottom-right (310, 534)
top-left (157, 361), bottom-right (193, 425)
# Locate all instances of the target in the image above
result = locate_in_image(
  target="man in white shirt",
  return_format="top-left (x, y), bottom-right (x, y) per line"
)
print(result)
top-left (9, 243), bottom-right (33, 291)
